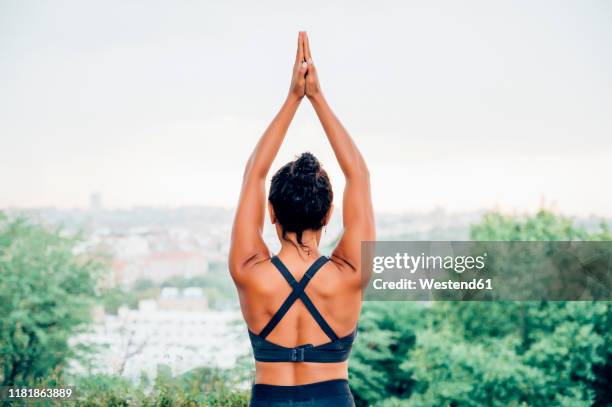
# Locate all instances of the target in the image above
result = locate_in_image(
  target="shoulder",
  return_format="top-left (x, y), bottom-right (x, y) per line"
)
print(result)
top-left (325, 254), bottom-right (362, 289)
top-left (228, 251), bottom-right (272, 287)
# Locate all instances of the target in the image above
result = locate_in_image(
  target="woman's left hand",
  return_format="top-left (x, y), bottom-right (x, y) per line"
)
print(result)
top-left (304, 32), bottom-right (322, 100)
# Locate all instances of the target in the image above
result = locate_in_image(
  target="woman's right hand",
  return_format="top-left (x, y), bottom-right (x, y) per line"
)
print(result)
top-left (289, 32), bottom-right (308, 100)
top-left (303, 32), bottom-right (322, 100)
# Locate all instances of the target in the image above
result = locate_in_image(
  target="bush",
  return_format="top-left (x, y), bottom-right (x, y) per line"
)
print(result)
top-left (72, 366), bottom-right (249, 406)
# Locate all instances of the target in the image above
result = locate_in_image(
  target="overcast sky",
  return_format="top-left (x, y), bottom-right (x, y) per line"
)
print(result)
top-left (1, 0), bottom-right (611, 216)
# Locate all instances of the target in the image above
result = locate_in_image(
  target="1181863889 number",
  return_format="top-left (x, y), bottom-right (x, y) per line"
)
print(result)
top-left (0, 386), bottom-right (76, 401)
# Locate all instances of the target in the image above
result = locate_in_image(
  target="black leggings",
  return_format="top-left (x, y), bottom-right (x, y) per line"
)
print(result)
top-left (249, 379), bottom-right (355, 407)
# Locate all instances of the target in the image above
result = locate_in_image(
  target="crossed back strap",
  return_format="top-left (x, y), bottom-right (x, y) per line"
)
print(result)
top-left (257, 255), bottom-right (340, 342)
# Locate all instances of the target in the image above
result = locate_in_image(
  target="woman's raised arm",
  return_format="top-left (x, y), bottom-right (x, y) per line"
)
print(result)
top-left (304, 33), bottom-right (375, 284)
top-left (229, 33), bottom-right (308, 279)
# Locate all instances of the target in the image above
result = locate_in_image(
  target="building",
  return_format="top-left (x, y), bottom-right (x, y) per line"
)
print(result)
top-left (70, 296), bottom-right (248, 382)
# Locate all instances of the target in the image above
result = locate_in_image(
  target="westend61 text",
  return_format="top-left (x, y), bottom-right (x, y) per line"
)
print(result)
top-left (372, 278), bottom-right (493, 291)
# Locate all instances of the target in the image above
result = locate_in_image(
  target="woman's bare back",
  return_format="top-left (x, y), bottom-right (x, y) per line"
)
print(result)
top-left (236, 253), bottom-right (362, 385)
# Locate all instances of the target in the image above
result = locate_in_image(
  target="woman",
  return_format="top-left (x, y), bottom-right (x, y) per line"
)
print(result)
top-left (229, 31), bottom-right (375, 407)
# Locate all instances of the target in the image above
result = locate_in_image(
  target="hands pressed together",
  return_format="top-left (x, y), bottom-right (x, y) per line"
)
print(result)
top-left (289, 31), bottom-right (322, 102)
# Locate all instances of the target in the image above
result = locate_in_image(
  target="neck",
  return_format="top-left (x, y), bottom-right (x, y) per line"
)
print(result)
top-left (278, 229), bottom-right (322, 259)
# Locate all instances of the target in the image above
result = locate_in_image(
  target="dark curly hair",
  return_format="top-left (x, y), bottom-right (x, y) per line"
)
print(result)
top-left (269, 152), bottom-right (333, 247)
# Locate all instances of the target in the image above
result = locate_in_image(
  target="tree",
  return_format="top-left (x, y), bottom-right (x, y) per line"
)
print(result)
top-left (401, 211), bottom-right (611, 406)
top-left (0, 212), bottom-right (104, 385)
top-left (349, 210), bottom-right (611, 407)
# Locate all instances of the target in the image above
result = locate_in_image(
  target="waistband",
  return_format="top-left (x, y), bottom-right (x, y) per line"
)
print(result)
top-left (251, 379), bottom-right (350, 401)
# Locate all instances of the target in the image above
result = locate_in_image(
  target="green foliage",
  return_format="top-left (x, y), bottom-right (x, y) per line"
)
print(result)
top-left (0, 213), bottom-right (104, 386)
top-left (400, 301), bottom-right (610, 406)
top-left (350, 302), bottom-right (423, 405)
top-left (470, 210), bottom-right (611, 241)
top-left (75, 373), bottom-right (135, 406)
top-left (401, 329), bottom-right (544, 407)
top-left (349, 210), bottom-right (611, 406)
top-left (72, 365), bottom-right (249, 406)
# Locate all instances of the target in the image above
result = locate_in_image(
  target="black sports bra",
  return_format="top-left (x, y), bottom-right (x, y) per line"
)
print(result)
top-left (248, 255), bottom-right (357, 363)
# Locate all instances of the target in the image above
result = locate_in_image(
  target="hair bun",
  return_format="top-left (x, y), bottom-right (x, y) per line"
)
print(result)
top-left (292, 152), bottom-right (320, 175)
top-left (269, 151), bottom-right (333, 247)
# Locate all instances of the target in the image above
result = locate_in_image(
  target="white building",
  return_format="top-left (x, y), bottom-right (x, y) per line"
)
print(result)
top-left (71, 298), bottom-right (249, 382)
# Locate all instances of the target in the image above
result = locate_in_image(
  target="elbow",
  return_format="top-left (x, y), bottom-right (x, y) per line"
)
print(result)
top-left (347, 163), bottom-right (370, 181)
top-left (242, 156), bottom-right (266, 181)
top-left (351, 153), bottom-right (370, 179)
top-left (242, 157), bottom-right (253, 180)
top-left (362, 164), bottom-right (371, 179)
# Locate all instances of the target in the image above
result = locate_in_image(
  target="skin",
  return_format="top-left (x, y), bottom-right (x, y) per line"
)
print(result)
top-left (229, 31), bottom-right (375, 386)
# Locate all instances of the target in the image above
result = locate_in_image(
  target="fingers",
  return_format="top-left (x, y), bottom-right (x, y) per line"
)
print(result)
top-left (304, 32), bottom-right (313, 64)
top-left (295, 31), bottom-right (304, 64)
